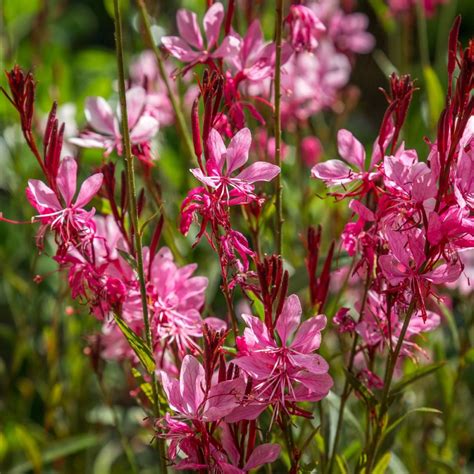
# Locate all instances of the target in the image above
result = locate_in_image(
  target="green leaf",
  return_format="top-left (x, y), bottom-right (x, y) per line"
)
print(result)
top-left (336, 454), bottom-right (349, 474)
top-left (389, 362), bottom-right (445, 400)
top-left (373, 452), bottom-right (391, 474)
top-left (10, 434), bottom-right (100, 473)
top-left (247, 291), bottom-right (265, 319)
top-left (423, 66), bottom-right (444, 129)
top-left (113, 314), bottom-right (155, 374)
top-left (344, 370), bottom-right (379, 407)
top-left (131, 367), bottom-right (154, 404)
top-left (380, 407), bottom-right (442, 447)
top-left (117, 249), bottom-right (138, 272)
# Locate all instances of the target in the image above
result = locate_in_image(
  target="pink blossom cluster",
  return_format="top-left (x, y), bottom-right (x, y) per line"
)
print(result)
top-left (1, 1), bottom-right (472, 472)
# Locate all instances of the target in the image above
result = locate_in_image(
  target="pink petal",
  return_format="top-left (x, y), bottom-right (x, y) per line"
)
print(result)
top-left (190, 167), bottom-right (218, 188)
top-left (177, 9), bottom-right (203, 50)
top-left (213, 35), bottom-right (241, 59)
top-left (204, 378), bottom-right (244, 421)
top-left (235, 162), bottom-right (280, 183)
top-left (179, 355), bottom-right (205, 414)
top-left (311, 160), bottom-right (354, 185)
top-left (27, 179), bottom-right (60, 211)
top-left (220, 423), bottom-right (240, 466)
top-left (124, 87), bottom-right (146, 129)
top-left (232, 355), bottom-right (273, 379)
top-left (275, 294), bottom-right (301, 345)
top-left (294, 372), bottom-right (333, 397)
top-left (161, 36), bottom-right (202, 62)
top-left (378, 255), bottom-right (408, 285)
top-left (207, 128), bottom-right (226, 170)
top-left (69, 134), bottom-right (110, 150)
top-left (56, 157), bottom-right (77, 206)
top-left (242, 20), bottom-right (264, 63)
top-left (203, 2), bottom-right (224, 48)
top-left (241, 314), bottom-right (274, 348)
top-left (161, 372), bottom-right (184, 413)
top-left (84, 96), bottom-right (115, 135)
top-left (290, 353), bottom-right (329, 375)
top-left (226, 128), bottom-right (251, 174)
top-left (291, 315), bottom-right (326, 353)
top-left (337, 129), bottom-right (366, 170)
top-left (130, 115), bottom-right (159, 144)
top-left (424, 261), bottom-right (463, 284)
top-left (244, 444), bottom-right (281, 471)
top-left (74, 173), bottom-right (103, 208)
top-left (225, 402), bottom-right (267, 423)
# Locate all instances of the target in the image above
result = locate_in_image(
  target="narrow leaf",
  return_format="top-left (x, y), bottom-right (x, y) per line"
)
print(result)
top-left (113, 314), bottom-right (155, 373)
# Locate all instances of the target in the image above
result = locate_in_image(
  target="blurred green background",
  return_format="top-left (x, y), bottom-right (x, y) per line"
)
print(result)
top-left (1, 0), bottom-right (474, 472)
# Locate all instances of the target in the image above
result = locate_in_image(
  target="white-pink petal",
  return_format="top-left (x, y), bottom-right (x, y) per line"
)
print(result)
top-left (84, 96), bottom-right (115, 135)
top-left (177, 9), bottom-right (204, 50)
top-left (27, 179), bottom-right (61, 211)
top-left (203, 2), bottom-right (224, 48)
top-left (161, 36), bottom-right (202, 62)
top-left (74, 173), bottom-right (103, 208)
top-left (56, 157), bottom-right (77, 206)
top-left (235, 162), bottom-right (280, 183)
top-left (226, 127), bottom-right (251, 174)
top-left (337, 129), bottom-right (366, 170)
top-left (276, 294), bottom-right (301, 345)
top-left (130, 115), bottom-right (159, 144)
top-left (124, 87), bottom-right (147, 129)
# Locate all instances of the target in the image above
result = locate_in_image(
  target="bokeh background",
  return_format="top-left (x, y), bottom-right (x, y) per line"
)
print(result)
top-left (1, 1), bottom-right (473, 472)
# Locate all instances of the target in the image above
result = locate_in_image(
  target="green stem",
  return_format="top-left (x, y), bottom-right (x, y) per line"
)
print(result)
top-left (326, 272), bottom-right (372, 474)
top-left (364, 299), bottom-right (417, 472)
top-left (136, 0), bottom-right (195, 163)
top-left (96, 372), bottom-right (140, 474)
top-left (112, 1), bottom-right (167, 471)
top-left (273, 0), bottom-right (284, 255)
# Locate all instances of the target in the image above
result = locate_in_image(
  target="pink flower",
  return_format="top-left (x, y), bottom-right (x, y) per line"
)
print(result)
top-left (161, 355), bottom-right (245, 422)
top-left (70, 87), bottom-right (159, 159)
top-left (300, 136), bottom-right (323, 167)
top-left (191, 127), bottom-right (280, 205)
top-left (356, 291), bottom-right (440, 359)
top-left (285, 5), bottom-right (326, 53)
top-left (233, 295), bottom-right (333, 411)
top-left (26, 156), bottom-right (103, 246)
top-left (162, 4), bottom-right (228, 66)
top-left (215, 20), bottom-right (293, 83)
top-left (312, 128), bottom-right (377, 187)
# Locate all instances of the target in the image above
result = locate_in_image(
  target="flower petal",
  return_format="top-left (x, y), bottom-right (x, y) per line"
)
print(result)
top-left (177, 9), bottom-right (203, 50)
top-left (74, 173), bottom-right (103, 208)
top-left (124, 87), bottom-right (147, 129)
top-left (337, 129), bottom-right (366, 170)
top-left (275, 294), bottom-right (301, 345)
top-left (291, 314), bottom-right (326, 353)
top-left (179, 355), bottom-right (205, 415)
top-left (161, 36), bottom-right (202, 62)
top-left (56, 157), bottom-right (77, 206)
top-left (27, 179), bottom-right (61, 211)
top-left (207, 128), bottom-right (226, 171)
top-left (130, 115), bottom-right (159, 143)
top-left (226, 128), bottom-right (251, 174)
top-left (203, 2), bottom-right (224, 48)
top-left (311, 160), bottom-right (354, 185)
top-left (244, 444), bottom-right (281, 471)
top-left (235, 162), bottom-right (280, 183)
top-left (84, 96), bottom-right (115, 135)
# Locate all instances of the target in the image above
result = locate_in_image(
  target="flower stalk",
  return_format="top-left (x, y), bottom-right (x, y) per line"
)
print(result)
top-left (112, 1), bottom-right (167, 471)
top-left (273, 0), bottom-right (284, 255)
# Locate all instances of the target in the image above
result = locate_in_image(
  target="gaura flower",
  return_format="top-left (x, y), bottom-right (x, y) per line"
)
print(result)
top-left (190, 127), bottom-right (280, 205)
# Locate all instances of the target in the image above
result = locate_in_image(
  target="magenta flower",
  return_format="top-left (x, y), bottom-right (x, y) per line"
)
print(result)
top-left (285, 4), bottom-right (326, 52)
top-left (312, 128), bottom-right (379, 187)
top-left (26, 156), bottom-right (103, 246)
top-left (70, 87), bottom-right (159, 158)
top-left (162, 4), bottom-right (230, 66)
top-left (161, 355), bottom-right (245, 422)
top-left (233, 295), bottom-right (333, 411)
top-left (356, 291), bottom-right (440, 359)
top-left (191, 127), bottom-right (280, 205)
top-left (215, 20), bottom-right (293, 83)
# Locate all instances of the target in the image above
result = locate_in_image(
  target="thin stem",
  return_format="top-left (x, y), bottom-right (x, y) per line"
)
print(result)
top-left (95, 371), bottom-right (140, 474)
top-left (326, 272), bottom-right (372, 474)
top-left (273, 0), bottom-right (284, 255)
top-left (136, 0), bottom-right (195, 163)
top-left (364, 299), bottom-right (417, 472)
top-left (112, 2), bottom-right (167, 471)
